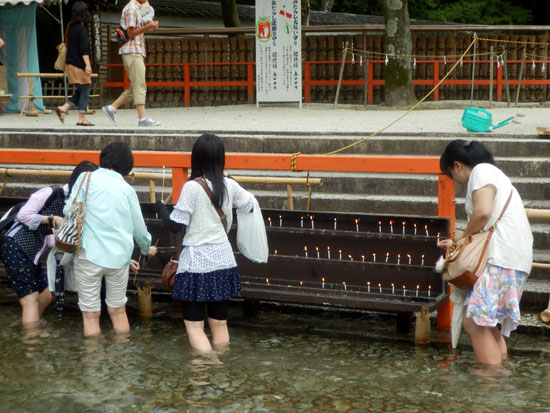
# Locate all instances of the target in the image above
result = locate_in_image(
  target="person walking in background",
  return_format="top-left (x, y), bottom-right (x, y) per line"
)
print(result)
top-left (66, 142), bottom-right (157, 337)
top-left (155, 134), bottom-right (255, 354)
top-left (1, 161), bottom-right (97, 327)
top-left (438, 140), bottom-right (533, 367)
top-left (55, 1), bottom-right (94, 126)
top-left (102, 0), bottom-right (160, 127)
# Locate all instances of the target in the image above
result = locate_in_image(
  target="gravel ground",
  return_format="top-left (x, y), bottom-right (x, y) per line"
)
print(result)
top-left (1, 101), bottom-right (549, 135)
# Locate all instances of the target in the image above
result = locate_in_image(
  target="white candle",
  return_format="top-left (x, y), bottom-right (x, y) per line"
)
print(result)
top-left (378, 220), bottom-right (382, 233)
top-left (304, 246), bottom-right (308, 258)
top-left (397, 254), bottom-right (400, 265)
top-left (322, 277), bottom-right (325, 289)
top-left (402, 221), bottom-right (406, 235)
top-left (372, 253), bottom-right (376, 263)
top-left (407, 254), bottom-right (411, 265)
top-left (316, 246), bottom-right (320, 259)
top-left (343, 281), bottom-right (347, 291)
top-left (428, 285), bottom-right (431, 297)
top-left (334, 218), bottom-right (337, 230)
top-left (300, 216), bottom-right (304, 228)
top-left (367, 281), bottom-right (370, 293)
top-left (355, 218), bottom-right (359, 232)
top-left (416, 285), bottom-right (419, 297)
top-left (437, 232), bottom-right (440, 243)
top-left (414, 223), bottom-right (417, 235)
top-left (390, 220), bottom-right (393, 234)
top-left (348, 254), bottom-right (353, 262)
top-left (361, 254), bottom-right (365, 262)
top-left (385, 252), bottom-right (389, 263)
top-left (266, 278), bottom-right (270, 284)
top-left (403, 285), bottom-right (406, 296)
top-left (279, 215), bottom-right (283, 227)
top-left (421, 254), bottom-right (425, 266)
top-left (391, 283), bottom-right (395, 295)
top-left (327, 247), bottom-right (331, 260)
top-left (378, 283), bottom-right (382, 293)
top-left (425, 224), bottom-right (429, 236)
top-left (339, 250), bottom-right (342, 260)
top-left (274, 249), bottom-right (278, 255)
top-left (268, 217), bottom-right (272, 227)
top-left (310, 216), bottom-right (315, 229)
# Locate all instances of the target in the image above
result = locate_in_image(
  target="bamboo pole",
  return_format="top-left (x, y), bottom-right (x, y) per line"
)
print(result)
top-left (470, 34), bottom-right (477, 105)
top-left (149, 179), bottom-right (156, 203)
top-left (489, 46), bottom-right (494, 107)
top-left (333, 41), bottom-right (348, 109)
top-left (533, 263), bottom-right (550, 269)
top-left (515, 47), bottom-right (526, 107)
top-left (286, 184), bottom-right (294, 210)
top-left (502, 51), bottom-right (511, 107)
top-left (525, 208), bottom-right (550, 220)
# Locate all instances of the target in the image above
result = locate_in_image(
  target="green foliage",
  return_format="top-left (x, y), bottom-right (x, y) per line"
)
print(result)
top-left (407, 0), bottom-right (533, 24)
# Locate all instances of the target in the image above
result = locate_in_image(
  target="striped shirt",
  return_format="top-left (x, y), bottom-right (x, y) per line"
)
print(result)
top-left (119, 0), bottom-right (147, 57)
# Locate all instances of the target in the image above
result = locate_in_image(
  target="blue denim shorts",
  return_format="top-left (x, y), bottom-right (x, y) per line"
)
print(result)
top-left (2, 237), bottom-right (48, 298)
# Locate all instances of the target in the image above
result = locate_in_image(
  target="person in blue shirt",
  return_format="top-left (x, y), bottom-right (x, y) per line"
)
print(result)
top-left (65, 142), bottom-right (157, 336)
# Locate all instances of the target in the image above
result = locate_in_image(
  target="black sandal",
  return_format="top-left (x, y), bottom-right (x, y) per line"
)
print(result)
top-left (55, 107), bottom-right (65, 124)
top-left (76, 119), bottom-right (94, 126)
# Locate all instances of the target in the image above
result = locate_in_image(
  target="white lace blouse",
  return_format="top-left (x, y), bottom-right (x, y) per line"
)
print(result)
top-left (170, 177), bottom-right (255, 274)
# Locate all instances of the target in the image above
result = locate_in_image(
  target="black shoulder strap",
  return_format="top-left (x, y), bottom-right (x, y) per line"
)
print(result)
top-left (195, 178), bottom-right (228, 232)
top-left (43, 186), bottom-right (64, 210)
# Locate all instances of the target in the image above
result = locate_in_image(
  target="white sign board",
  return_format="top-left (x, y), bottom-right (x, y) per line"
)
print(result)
top-left (255, 0), bottom-right (302, 104)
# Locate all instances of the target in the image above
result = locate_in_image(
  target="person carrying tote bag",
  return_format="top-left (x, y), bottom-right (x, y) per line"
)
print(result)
top-left (437, 140), bottom-right (533, 367)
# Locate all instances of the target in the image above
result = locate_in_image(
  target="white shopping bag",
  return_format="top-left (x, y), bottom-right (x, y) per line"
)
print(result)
top-left (236, 197), bottom-right (268, 263)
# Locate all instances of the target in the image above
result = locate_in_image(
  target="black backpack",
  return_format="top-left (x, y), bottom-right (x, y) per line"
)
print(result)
top-left (0, 186), bottom-right (63, 260)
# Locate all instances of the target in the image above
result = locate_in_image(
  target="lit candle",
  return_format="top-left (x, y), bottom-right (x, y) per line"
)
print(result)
top-left (300, 216), bottom-right (304, 228)
top-left (268, 217), bottom-right (272, 227)
top-left (421, 254), bottom-right (425, 266)
top-left (391, 283), bottom-right (395, 295)
top-left (378, 220), bottom-right (382, 233)
top-left (428, 285), bottom-right (431, 297)
top-left (425, 224), bottom-right (429, 236)
top-left (327, 246), bottom-right (331, 260)
top-left (367, 281), bottom-right (371, 293)
top-left (385, 252), bottom-right (389, 263)
top-left (402, 221), bottom-right (406, 235)
top-left (414, 223), bottom-right (417, 235)
top-left (339, 250), bottom-right (342, 260)
top-left (304, 246), bottom-right (308, 258)
top-left (299, 281), bottom-right (303, 286)
top-left (403, 285), bottom-right (406, 296)
top-left (361, 254), bottom-right (365, 262)
top-left (437, 232), bottom-right (440, 243)
top-left (322, 277), bottom-right (325, 289)
top-left (355, 218), bottom-right (359, 232)
top-left (333, 218), bottom-right (337, 230)
top-left (348, 254), bottom-right (353, 262)
top-left (265, 278), bottom-right (270, 284)
top-left (310, 215), bottom-right (315, 229)
top-left (397, 254), bottom-right (400, 265)
top-left (274, 249), bottom-right (278, 255)
top-left (416, 285), bottom-right (419, 297)
top-left (378, 283), bottom-right (382, 293)
top-left (316, 246), bottom-right (320, 259)
top-left (372, 253), bottom-right (376, 263)
top-left (390, 220), bottom-right (393, 234)
top-left (279, 215), bottom-right (283, 227)
top-left (342, 281), bottom-right (347, 291)
top-left (407, 254), bottom-right (412, 265)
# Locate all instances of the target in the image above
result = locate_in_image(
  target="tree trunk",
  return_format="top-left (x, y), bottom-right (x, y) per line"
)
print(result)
top-left (302, 0), bottom-right (310, 26)
top-left (220, 0), bottom-right (241, 27)
top-left (378, 0), bottom-right (416, 106)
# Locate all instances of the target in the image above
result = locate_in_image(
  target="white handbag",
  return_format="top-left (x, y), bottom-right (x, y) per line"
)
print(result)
top-left (236, 197), bottom-right (268, 263)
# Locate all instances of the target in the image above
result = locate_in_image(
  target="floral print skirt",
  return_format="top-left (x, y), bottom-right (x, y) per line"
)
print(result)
top-left (466, 263), bottom-right (528, 337)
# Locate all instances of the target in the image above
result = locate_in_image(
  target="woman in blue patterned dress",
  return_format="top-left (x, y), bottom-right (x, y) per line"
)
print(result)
top-left (156, 134), bottom-right (254, 353)
top-left (438, 140), bottom-right (533, 365)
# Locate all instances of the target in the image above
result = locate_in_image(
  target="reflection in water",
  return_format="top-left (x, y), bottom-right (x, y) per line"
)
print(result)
top-left (1, 285), bottom-right (550, 411)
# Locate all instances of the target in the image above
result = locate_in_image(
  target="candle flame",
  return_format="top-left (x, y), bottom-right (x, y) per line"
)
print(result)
top-left (322, 277), bottom-right (325, 282)
top-left (424, 224), bottom-right (428, 230)
top-left (304, 246), bottom-right (308, 251)
top-left (315, 246), bottom-right (319, 252)
top-left (373, 253), bottom-right (376, 257)
top-left (378, 283), bottom-right (381, 288)
top-left (274, 250), bottom-right (278, 255)
top-left (391, 283), bottom-right (395, 287)
top-left (265, 278), bottom-right (269, 284)
top-left (378, 220), bottom-right (382, 225)
top-left (407, 254), bottom-right (411, 258)
top-left (421, 254), bottom-right (425, 258)
top-left (348, 254), bottom-right (352, 259)
top-left (367, 281), bottom-right (370, 286)
top-left (414, 223), bottom-right (417, 228)
top-left (361, 255), bottom-right (365, 259)
top-left (310, 215), bottom-right (314, 221)
top-left (402, 285), bottom-right (406, 289)
top-left (428, 285), bottom-right (431, 289)
top-left (397, 254), bottom-right (401, 258)
top-left (334, 218), bottom-right (337, 221)
top-left (386, 252), bottom-right (389, 257)
top-left (342, 281), bottom-right (346, 286)
top-left (279, 215), bottom-right (282, 219)
top-left (416, 285), bottom-right (420, 289)
top-left (267, 217), bottom-right (271, 221)
top-left (355, 218), bottom-right (359, 224)
top-left (402, 221), bottom-right (406, 225)
top-left (300, 281), bottom-right (303, 286)
top-left (339, 249), bottom-right (342, 254)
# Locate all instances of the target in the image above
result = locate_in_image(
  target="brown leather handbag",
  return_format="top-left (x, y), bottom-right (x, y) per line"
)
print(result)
top-left (160, 178), bottom-right (228, 292)
top-left (443, 190), bottom-right (513, 288)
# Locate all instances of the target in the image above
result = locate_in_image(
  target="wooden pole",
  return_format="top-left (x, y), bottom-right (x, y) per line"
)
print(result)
top-left (515, 47), bottom-right (526, 107)
top-left (333, 41), bottom-right (348, 109)
top-left (502, 51), bottom-right (511, 107)
top-left (489, 46), bottom-right (494, 107)
top-left (470, 34), bottom-right (477, 105)
top-left (149, 179), bottom-right (156, 203)
top-left (286, 184), bottom-right (294, 210)
top-left (363, 58), bottom-right (369, 107)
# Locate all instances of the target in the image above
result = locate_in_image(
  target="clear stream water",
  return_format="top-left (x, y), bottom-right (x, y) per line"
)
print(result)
top-left (1, 285), bottom-right (550, 413)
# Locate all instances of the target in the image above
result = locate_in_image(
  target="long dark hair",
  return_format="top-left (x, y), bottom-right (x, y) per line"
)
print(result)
top-left (440, 139), bottom-right (495, 176)
top-left (68, 160), bottom-right (98, 194)
top-left (71, 1), bottom-right (91, 24)
top-left (190, 134), bottom-right (226, 207)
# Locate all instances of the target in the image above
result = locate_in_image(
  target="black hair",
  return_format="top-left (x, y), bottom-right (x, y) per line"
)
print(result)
top-left (100, 142), bottom-right (134, 176)
top-left (68, 160), bottom-right (98, 194)
top-left (439, 139), bottom-right (495, 176)
top-left (189, 134), bottom-right (226, 207)
top-left (71, 1), bottom-right (91, 24)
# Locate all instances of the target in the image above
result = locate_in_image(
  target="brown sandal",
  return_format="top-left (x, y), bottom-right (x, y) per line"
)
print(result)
top-left (55, 107), bottom-right (65, 124)
top-left (76, 119), bottom-right (94, 126)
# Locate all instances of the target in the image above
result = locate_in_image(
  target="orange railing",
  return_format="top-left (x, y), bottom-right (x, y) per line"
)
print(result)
top-left (0, 148), bottom-right (455, 329)
top-left (103, 59), bottom-right (550, 106)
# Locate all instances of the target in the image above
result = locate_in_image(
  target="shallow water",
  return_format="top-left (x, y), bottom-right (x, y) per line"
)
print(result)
top-left (1, 286), bottom-right (550, 412)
